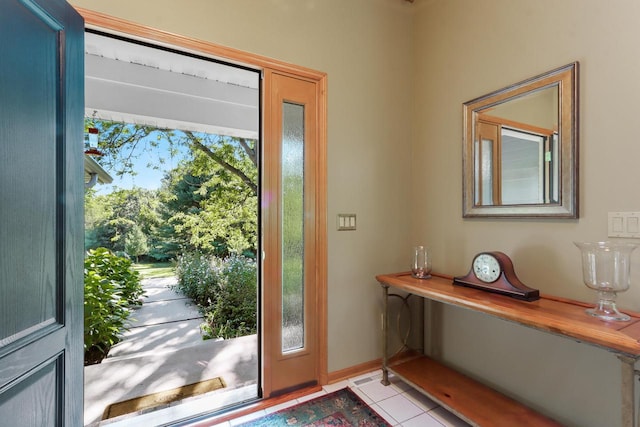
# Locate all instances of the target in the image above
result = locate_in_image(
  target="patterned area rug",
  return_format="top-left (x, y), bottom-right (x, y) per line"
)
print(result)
top-left (238, 387), bottom-right (391, 426)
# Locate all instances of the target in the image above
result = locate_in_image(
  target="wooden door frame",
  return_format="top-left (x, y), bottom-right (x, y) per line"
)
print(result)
top-left (74, 7), bottom-right (328, 391)
top-left (262, 71), bottom-right (322, 396)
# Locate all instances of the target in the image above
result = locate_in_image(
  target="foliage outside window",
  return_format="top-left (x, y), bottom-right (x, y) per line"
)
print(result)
top-left (174, 252), bottom-right (257, 339)
top-left (84, 248), bottom-right (143, 365)
top-left (84, 119), bottom-right (259, 354)
top-left (84, 120), bottom-right (258, 261)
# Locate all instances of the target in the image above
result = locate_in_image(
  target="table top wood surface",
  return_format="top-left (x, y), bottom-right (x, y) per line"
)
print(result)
top-left (376, 272), bottom-right (640, 357)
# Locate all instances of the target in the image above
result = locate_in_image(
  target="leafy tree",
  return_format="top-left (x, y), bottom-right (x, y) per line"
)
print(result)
top-left (125, 224), bottom-right (149, 262)
top-left (160, 150), bottom-right (257, 256)
top-left (85, 188), bottom-right (161, 258)
top-left (100, 217), bottom-right (137, 253)
top-left (89, 119), bottom-right (257, 195)
top-left (85, 118), bottom-right (258, 259)
top-left (85, 188), bottom-right (114, 250)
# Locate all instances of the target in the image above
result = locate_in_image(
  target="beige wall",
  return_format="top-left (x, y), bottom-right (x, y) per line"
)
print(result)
top-left (414, 0), bottom-right (640, 425)
top-left (69, 0), bottom-right (640, 425)
top-left (69, 0), bottom-right (414, 374)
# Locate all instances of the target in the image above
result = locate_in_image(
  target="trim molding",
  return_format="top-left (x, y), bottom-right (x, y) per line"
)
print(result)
top-left (74, 7), bottom-right (326, 81)
top-left (328, 350), bottom-right (420, 384)
top-left (327, 359), bottom-right (382, 384)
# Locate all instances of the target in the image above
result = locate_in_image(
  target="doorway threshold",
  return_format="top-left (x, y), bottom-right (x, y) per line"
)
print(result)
top-left (98, 384), bottom-right (259, 427)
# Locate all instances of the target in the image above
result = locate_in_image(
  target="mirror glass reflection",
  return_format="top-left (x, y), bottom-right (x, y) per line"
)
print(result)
top-left (463, 62), bottom-right (578, 218)
top-left (474, 86), bottom-right (558, 206)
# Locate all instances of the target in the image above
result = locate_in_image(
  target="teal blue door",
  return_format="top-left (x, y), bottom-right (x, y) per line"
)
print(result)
top-left (0, 1), bottom-right (85, 425)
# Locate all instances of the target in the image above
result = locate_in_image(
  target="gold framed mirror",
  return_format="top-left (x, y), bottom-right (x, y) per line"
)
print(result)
top-left (463, 62), bottom-right (578, 218)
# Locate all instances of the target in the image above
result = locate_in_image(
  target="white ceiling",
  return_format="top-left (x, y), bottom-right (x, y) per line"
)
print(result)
top-left (84, 32), bottom-right (260, 139)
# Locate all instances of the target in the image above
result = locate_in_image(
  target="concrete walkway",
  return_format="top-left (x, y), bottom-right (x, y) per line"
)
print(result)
top-left (84, 276), bottom-right (258, 426)
top-left (106, 276), bottom-right (204, 359)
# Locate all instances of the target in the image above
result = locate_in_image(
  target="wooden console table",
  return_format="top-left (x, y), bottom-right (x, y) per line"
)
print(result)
top-left (377, 272), bottom-right (640, 427)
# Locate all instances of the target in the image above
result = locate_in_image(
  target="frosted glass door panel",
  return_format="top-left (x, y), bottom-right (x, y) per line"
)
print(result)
top-left (475, 138), bottom-right (494, 206)
top-left (282, 102), bottom-right (305, 353)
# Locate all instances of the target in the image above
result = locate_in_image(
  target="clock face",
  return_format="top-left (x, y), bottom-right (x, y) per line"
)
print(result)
top-left (473, 253), bottom-right (501, 283)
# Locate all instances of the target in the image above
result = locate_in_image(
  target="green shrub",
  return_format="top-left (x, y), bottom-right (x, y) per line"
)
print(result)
top-left (174, 252), bottom-right (223, 306)
top-left (87, 248), bottom-right (145, 306)
top-left (203, 255), bottom-right (257, 339)
top-left (175, 252), bottom-right (257, 339)
top-left (84, 248), bottom-right (143, 364)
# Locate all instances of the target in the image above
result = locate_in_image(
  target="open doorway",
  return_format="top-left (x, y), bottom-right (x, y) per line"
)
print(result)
top-left (82, 31), bottom-right (260, 425)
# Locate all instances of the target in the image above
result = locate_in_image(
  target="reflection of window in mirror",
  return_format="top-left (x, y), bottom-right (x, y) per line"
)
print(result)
top-left (501, 128), bottom-right (545, 205)
top-left (550, 132), bottom-right (559, 202)
top-left (475, 121), bottom-right (498, 205)
top-left (475, 115), bottom-right (556, 206)
top-left (474, 86), bottom-right (559, 207)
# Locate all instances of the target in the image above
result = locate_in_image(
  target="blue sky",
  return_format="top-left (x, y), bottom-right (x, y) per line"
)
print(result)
top-left (94, 133), bottom-right (190, 195)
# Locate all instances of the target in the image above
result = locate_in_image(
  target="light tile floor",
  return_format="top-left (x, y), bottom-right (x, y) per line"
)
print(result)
top-left (208, 370), bottom-right (471, 427)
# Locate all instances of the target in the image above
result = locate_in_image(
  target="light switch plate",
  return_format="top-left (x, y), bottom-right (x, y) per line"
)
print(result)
top-left (337, 213), bottom-right (356, 231)
top-left (608, 212), bottom-right (640, 238)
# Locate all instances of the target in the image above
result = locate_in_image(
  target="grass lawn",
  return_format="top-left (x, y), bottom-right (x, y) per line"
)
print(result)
top-left (132, 262), bottom-right (175, 279)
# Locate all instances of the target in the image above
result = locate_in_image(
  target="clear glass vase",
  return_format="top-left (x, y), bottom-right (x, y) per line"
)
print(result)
top-left (411, 246), bottom-right (432, 279)
top-left (574, 241), bottom-right (637, 322)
